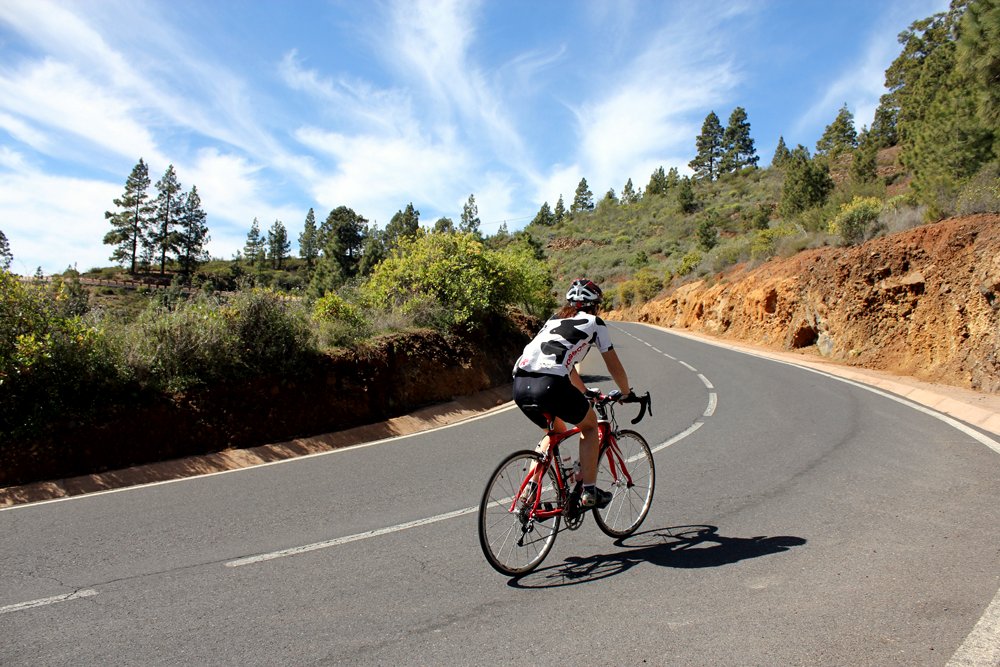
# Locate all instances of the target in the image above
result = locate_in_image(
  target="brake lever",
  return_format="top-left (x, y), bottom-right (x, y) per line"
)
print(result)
top-left (630, 392), bottom-right (652, 424)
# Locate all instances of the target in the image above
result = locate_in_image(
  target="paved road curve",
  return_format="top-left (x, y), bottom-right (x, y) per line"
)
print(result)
top-left (3, 323), bottom-right (998, 665)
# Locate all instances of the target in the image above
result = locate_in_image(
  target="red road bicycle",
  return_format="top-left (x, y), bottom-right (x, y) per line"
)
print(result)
top-left (478, 389), bottom-right (654, 576)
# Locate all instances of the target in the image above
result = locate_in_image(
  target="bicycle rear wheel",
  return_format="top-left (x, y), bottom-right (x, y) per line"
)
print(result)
top-left (478, 450), bottom-right (562, 576)
top-left (593, 429), bottom-right (655, 538)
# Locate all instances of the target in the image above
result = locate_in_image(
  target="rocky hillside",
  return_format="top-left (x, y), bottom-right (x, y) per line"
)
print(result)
top-left (614, 214), bottom-right (1000, 393)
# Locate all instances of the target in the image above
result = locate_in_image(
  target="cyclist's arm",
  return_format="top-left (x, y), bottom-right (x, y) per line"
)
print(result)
top-left (600, 348), bottom-right (631, 395)
top-left (569, 365), bottom-right (587, 394)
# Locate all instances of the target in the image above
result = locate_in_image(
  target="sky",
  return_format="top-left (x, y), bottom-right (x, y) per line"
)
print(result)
top-left (0, 0), bottom-right (949, 275)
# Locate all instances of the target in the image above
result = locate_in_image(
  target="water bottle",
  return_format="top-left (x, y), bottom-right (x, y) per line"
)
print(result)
top-left (561, 452), bottom-right (577, 485)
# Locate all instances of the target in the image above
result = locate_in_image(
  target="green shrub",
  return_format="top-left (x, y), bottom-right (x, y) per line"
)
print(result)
top-left (313, 292), bottom-right (365, 326)
top-left (956, 162), bottom-right (1000, 215)
top-left (633, 268), bottom-right (663, 302)
top-left (117, 296), bottom-right (234, 391)
top-left (363, 232), bottom-right (554, 329)
top-left (312, 291), bottom-right (371, 349)
top-left (829, 196), bottom-right (884, 244)
top-left (0, 272), bottom-right (120, 437)
top-left (224, 289), bottom-right (314, 375)
top-left (677, 250), bottom-right (703, 276)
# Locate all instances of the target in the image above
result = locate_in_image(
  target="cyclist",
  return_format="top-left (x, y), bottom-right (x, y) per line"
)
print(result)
top-left (512, 278), bottom-right (635, 509)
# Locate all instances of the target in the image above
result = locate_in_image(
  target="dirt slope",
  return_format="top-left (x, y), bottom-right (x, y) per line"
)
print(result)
top-left (614, 214), bottom-right (1000, 393)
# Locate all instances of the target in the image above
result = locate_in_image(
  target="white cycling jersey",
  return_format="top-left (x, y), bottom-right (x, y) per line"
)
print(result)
top-left (514, 312), bottom-right (614, 377)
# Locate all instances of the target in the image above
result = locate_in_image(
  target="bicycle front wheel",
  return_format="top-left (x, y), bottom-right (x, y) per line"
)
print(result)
top-left (594, 429), bottom-right (655, 538)
top-left (478, 450), bottom-right (562, 576)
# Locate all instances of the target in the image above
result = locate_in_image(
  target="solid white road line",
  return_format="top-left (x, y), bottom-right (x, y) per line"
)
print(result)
top-left (225, 507), bottom-right (478, 567)
top-left (947, 587), bottom-right (1000, 667)
top-left (0, 589), bottom-right (98, 615)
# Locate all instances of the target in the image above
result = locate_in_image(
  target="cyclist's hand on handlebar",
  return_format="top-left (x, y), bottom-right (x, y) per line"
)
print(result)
top-left (584, 387), bottom-right (602, 399)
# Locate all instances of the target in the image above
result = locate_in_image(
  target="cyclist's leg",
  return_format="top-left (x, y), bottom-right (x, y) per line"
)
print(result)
top-left (575, 408), bottom-right (601, 484)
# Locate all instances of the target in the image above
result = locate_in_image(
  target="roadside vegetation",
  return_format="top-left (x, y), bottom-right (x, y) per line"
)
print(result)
top-left (1, 0), bottom-right (997, 446)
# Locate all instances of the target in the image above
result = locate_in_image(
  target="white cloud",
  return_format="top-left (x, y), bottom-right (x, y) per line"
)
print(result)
top-left (0, 59), bottom-right (165, 164)
top-left (556, 11), bottom-right (740, 202)
top-left (295, 126), bottom-right (473, 227)
top-left (0, 167), bottom-right (119, 274)
top-left (178, 149), bottom-right (306, 260)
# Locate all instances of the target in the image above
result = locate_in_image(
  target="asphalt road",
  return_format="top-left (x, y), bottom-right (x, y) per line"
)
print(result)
top-left (2, 322), bottom-right (998, 666)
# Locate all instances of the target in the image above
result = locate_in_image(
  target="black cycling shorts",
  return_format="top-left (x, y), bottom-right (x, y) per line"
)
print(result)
top-left (513, 371), bottom-right (590, 430)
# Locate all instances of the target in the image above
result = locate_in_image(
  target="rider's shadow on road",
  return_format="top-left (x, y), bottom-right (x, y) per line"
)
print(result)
top-left (509, 525), bottom-right (806, 588)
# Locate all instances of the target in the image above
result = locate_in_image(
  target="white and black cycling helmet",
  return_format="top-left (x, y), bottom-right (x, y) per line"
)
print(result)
top-left (566, 278), bottom-right (603, 309)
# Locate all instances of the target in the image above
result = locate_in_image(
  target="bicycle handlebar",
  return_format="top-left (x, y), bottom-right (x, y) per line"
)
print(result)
top-left (624, 391), bottom-right (653, 424)
top-left (585, 388), bottom-right (653, 425)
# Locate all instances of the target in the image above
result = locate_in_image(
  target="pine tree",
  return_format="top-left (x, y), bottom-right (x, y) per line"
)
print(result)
top-left (460, 194), bottom-right (481, 235)
top-left (957, 0), bottom-right (1000, 128)
top-left (889, 3), bottom-right (994, 213)
top-left (0, 229), bottom-right (12, 271)
top-left (720, 106), bottom-right (758, 173)
top-left (244, 218), bottom-right (266, 269)
top-left (646, 166), bottom-right (669, 196)
top-left (433, 217), bottom-right (456, 233)
top-left (554, 195), bottom-right (566, 222)
top-left (571, 178), bottom-right (594, 214)
top-left (621, 178), bottom-right (637, 205)
top-left (870, 99), bottom-right (899, 148)
top-left (531, 202), bottom-right (556, 226)
top-left (697, 215), bottom-right (718, 251)
top-left (677, 177), bottom-right (697, 213)
top-left (152, 164), bottom-right (184, 275)
top-left (103, 158), bottom-right (154, 273)
top-left (689, 111), bottom-right (724, 180)
top-left (665, 167), bottom-right (680, 189)
top-left (358, 229), bottom-right (386, 276)
top-left (778, 145), bottom-right (834, 218)
top-left (816, 104), bottom-right (858, 158)
top-left (267, 220), bottom-right (290, 269)
top-left (772, 136), bottom-right (792, 167)
top-left (322, 206), bottom-right (367, 278)
top-left (298, 208), bottom-right (319, 269)
top-left (177, 185), bottom-right (209, 280)
top-left (384, 203), bottom-right (420, 252)
top-left (851, 130), bottom-right (879, 185)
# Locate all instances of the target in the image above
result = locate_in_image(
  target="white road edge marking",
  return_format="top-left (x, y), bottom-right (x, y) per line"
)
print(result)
top-left (0, 589), bottom-right (97, 615)
top-left (637, 322), bottom-right (1000, 666)
top-left (226, 508), bottom-right (477, 567)
top-left (948, 589), bottom-right (1000, 667)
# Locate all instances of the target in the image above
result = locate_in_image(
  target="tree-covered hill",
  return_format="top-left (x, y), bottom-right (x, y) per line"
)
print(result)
top-left (519, 0), bottom-right (998, 308)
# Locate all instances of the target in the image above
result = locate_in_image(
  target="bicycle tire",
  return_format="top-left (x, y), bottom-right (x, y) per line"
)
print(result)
top-left (593, 429), bottom-right (655, 538)
top-left (478, 450), bottom-right (562, 576)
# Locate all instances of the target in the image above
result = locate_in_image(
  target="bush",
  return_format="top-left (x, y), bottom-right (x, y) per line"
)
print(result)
top-left (224, 289), bottom-right (315, 375)
top-left (114, 289), bottom-right (315, 393)
top-left (312, 291), bottom-right (371, 349)
top-left (956, 162), bottom-right (1000, 215)
top-left (677, 250), bottom-right (703, 276)
top-left (364, 232), bottom-right (554, 329)
top-left (0, 271), bottom-right (120, 437)
top-left (829, 196), bottom-right (884, 244)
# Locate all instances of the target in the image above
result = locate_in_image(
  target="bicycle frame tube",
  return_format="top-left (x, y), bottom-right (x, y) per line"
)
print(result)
top-left (507, 429), bottom-right (584, 520)
top-left (601, 434), bottom-right (635, 486)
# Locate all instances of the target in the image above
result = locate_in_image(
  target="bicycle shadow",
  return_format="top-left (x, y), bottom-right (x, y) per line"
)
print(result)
top-left (507, 525), bottom-right (806, 589)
